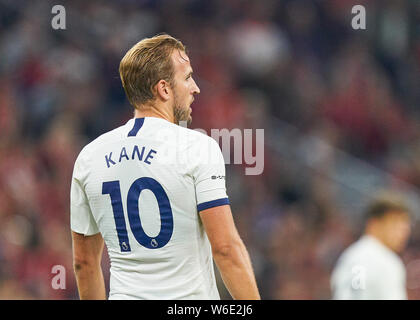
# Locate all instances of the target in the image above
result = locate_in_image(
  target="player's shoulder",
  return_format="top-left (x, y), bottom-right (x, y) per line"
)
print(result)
top-left (338, 236), bottom-right (400, 269)
top-left (341, 236), bottom-right (379, 260)
top-left (359, 236), bottom-right (402, 264)
top-left (75, 124), bottom-right (127, 164)
top-left (333, 237), bottom-right (371, 268)
top-left (164, 122), bottom-right (219, 152)
top-left (183, 125), bottom-right (217, 145)
top-left (152, 121), bottom-right (224, 170)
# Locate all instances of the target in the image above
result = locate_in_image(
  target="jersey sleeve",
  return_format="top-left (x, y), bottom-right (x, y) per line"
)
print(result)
top-left (70, 152), bottom-right (100, 236)
top-left (193, 137), bottom-right (230, 212)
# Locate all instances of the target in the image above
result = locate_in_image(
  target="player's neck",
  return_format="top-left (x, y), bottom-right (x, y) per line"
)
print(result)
top-left (133, 103), bottom-right (175, 124)
top-left (364, 230), bottom-right (392, 251)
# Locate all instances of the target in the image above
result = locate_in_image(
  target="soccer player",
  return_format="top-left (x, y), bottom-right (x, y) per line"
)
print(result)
top-left (70, 34), bottom-right (260, 300)
top-left (330, 195), bottom-right (411, 299)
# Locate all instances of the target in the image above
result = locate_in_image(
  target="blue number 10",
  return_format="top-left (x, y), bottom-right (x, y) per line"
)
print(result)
top-left (102, 177), bottom-right (174, 252)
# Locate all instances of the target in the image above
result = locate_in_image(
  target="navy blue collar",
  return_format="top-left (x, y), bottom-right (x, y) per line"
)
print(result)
top-left (128, 118), bottom-right (145, 137)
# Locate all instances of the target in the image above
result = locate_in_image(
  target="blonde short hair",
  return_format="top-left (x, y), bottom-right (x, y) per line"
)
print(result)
top-left (364, 192), bottom-right (410, 222)
top-left (119, 34), bottom-right (186, 108)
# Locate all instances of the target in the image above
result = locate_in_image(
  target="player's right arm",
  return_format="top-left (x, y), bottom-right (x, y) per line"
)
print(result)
top-left (72, 231), bottom-right (106, 300)
top-left (192, 135), bottom-right (260, 299)
top-left (70, 150), bottom-right (106, 299)
top-left (200, 205), bottom-right (260, 300)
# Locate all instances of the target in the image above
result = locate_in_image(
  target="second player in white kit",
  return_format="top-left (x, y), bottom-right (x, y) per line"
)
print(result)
top-left (330, 195), bottom-right (411, 300)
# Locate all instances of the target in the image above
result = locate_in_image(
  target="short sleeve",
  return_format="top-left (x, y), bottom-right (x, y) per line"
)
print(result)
top-left (193, 137), bottom-right (230, 212)
top-left (70, 153), bottom-right (100, 236)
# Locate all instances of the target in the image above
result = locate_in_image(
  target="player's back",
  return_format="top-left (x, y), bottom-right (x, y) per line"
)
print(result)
top-left (70, 117), bottom-right (226, 299)
top-left (330, 235), bottom-right (406, 300)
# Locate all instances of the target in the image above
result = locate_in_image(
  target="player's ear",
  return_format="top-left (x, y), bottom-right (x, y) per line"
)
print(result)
top-left (154, 80), bottom-right (171, 101)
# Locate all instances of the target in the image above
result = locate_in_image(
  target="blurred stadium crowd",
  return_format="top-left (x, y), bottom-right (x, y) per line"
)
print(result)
top-left (2, 0), bottom-right (420, 299)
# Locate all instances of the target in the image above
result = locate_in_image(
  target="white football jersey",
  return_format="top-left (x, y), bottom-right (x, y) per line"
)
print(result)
top-left (331, 235), bottom-right (407, 300)
top-left (70, 117), bottom-right (230, 300)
